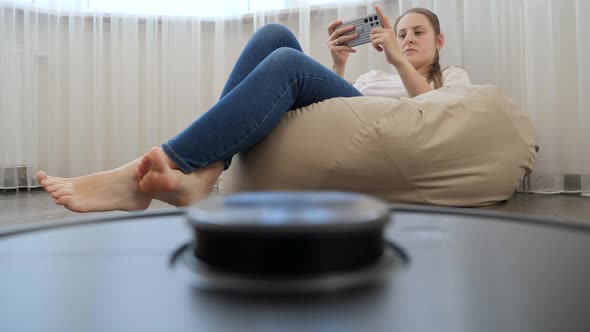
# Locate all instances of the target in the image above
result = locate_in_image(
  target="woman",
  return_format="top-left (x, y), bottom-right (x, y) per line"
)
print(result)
top-left (37, 6), bottom-right (470, 212)
top-left (332, 7), bottom-right (470, 98)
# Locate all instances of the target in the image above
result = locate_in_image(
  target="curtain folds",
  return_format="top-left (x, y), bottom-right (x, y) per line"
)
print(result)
top-left (1, 0), bottom-right (589, 196)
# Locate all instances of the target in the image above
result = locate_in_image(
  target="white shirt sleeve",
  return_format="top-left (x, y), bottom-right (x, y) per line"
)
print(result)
top-left (442, 65), bottom-right (471, 87)
top-left (352, 71), bottom-right (374, 90)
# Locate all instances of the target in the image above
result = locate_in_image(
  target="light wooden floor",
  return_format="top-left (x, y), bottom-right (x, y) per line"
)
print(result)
top-left (1, 188), bottom-right (589, 227)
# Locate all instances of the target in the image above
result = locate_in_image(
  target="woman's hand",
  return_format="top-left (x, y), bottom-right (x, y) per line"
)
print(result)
top-left (371, 5), bottom-right (405, 67)
top-left (327, 20), bottom-right (358, 75)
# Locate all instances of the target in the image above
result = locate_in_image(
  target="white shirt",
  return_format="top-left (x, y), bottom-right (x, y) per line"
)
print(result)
top-left (353, 65), bottom-right (471, 99)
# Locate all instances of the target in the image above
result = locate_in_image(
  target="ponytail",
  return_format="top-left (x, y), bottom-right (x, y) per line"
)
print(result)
top-left (428, 50), bottom-right (443, 89)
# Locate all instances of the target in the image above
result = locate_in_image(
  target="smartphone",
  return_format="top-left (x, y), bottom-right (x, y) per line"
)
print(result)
top-left (337, 13), bottom-right (384, 47)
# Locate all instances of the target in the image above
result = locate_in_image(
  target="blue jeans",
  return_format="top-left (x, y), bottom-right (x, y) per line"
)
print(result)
top-left (162, 24), bottom-right (363, 173)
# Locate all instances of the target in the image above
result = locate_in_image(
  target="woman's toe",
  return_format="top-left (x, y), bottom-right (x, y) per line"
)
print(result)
top-left (56, 195), bottom-right (72, 206)
top-left (51, 187), bottom-right (73, 199)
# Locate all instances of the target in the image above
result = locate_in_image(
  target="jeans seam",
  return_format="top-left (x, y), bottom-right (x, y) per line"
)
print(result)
top-left (208, 74), bottom-right (361, 163)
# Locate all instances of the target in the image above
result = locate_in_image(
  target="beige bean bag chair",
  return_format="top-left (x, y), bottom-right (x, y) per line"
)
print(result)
top-left (220, 85), bottom-right (538, 207)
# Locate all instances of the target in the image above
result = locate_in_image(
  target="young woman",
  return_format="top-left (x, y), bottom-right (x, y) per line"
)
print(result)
top-left (37, 6), bottom-right (471, 212)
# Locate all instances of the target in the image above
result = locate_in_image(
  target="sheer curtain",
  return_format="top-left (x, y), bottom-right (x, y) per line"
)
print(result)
top-left (463, 0), bottom-right (590, 195)
top-left (1, 0), bottom-right (588, 196)
top-left (0, 0), bottom-right (405, 189)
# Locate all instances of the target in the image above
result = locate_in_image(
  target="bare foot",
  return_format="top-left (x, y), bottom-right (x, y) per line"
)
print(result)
top-left (138, 147), bottom-right (223, 207)
top-left (36, 159), bottom-right (152, 213)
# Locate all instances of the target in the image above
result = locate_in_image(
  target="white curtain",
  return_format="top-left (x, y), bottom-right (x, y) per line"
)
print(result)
top-left (463, 0), bottom-right (590, 195)
top-left (0, 0), bottom-right (404, 188)
top-left (1, 0), bottom-right (589, 196)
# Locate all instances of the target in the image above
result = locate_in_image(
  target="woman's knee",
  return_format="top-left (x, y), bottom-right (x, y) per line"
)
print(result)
top-left (268, 47), bottom-right (307, 64)
top-left (255, 24), bottom-right (299, 47)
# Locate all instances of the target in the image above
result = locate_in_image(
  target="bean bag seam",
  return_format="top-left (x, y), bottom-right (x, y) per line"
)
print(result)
top-left (327, 98), bottom-right (432, 204)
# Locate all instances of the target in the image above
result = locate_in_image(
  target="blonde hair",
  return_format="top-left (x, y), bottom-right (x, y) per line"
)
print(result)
top-left (394, 8), bottom-right (443, 89)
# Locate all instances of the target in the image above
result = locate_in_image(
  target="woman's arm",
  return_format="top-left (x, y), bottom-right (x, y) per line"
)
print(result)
top-left (332, 64), bottom-right (346, 78)
top-left (394, 59), bottom-right (433, 97)
top-left (327, 20), bottom-right (358, 79)
top-left (334, 64), bottom-right (361, 85)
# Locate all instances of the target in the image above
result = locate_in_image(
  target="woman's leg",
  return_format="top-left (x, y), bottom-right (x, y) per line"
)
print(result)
top-left (219, 24), bottom-right (303, 99)
top-left (161, 47), bottom-right (362, 174)
top-left (36, 24), bottom-right (300, 212)
top-left (135, 47), bottom-right (361, 207)
top-left (37, 26), bottom-right (361, 212)
top-left (215, 24), bottom-right (303, 169)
